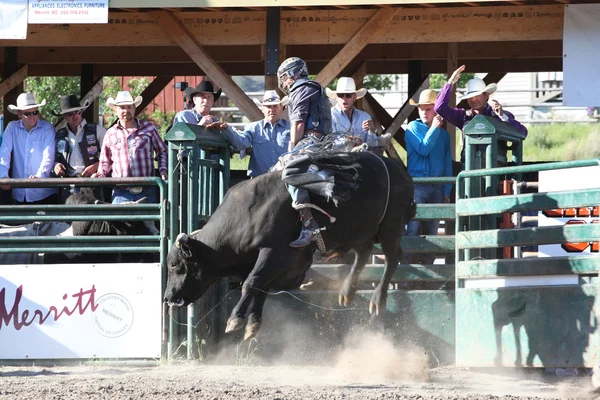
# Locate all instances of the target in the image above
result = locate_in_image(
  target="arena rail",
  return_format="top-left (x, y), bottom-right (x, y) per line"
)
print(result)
top-left (455, 158), bottom-right (600, 367)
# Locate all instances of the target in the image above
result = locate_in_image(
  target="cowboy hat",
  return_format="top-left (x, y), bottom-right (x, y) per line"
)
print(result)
top-left (253, 90), bottom-right (289, 107)
top-left (8, 92), bottom-right (46, 114)
top-left (187, 81), bottom-right (222, 101)
top-left (325, 77), bottom-right (368, 100)
top-left (106, 91), bottom-right (143, 109)
top-left (409, 89), bottom-right (439, 106)
top-left (458, 78), bottom-right (497, 101)
top-left (54, 94), bottom-right (90, 116)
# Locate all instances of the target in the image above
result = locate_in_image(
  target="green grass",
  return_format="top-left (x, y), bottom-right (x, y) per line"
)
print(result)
top-left (228, 122), bottom-right (600, 172)
top-left (522, 123), bottom-right (600, 162)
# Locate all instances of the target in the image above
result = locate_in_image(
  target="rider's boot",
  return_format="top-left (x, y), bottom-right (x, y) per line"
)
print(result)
top-left (289, 208), bottom-right (320, 248)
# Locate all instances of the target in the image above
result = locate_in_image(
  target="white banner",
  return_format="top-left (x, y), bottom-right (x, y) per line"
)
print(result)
top-left (0, 0), bottom-right (27, 39)
top-left (538, 166), bottom-right (600, 257)
top-left (28, 0), bottom-right (108, 24)
top-left (0, 263), bottom-right (161, 359)
top-left (563, 4), bottom-right (600, 107)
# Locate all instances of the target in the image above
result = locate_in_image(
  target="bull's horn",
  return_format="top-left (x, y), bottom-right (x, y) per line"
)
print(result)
top-left (135, 196), bottom-right (148, 204)
top-left (190, 228), bottom-right (202, 236)
top-left (175, 233), bottom-right (189, 248)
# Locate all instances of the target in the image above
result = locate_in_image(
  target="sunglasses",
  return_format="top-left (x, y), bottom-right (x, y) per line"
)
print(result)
top-left (337, 93), bottom-right (354, 99)
top-left (64, 110), bottom-right (82, 117)
top-left (22, 110), bottom-right (39, 117)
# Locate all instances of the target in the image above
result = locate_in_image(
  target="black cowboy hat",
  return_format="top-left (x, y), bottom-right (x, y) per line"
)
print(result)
top-left (186, 81), bottom-right (222, 102)
top-left (53, 94), bottom-right (89, 116)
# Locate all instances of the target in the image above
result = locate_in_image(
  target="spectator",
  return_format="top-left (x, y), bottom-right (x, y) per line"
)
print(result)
top-left (405, 89), bottom-right (452, 264)
top-left (327, 77), bottom-right (391, 149)
top-left (220, 90), bottom-right (290, 177)
top-left (53, 94), bottom-right (107, 202)
top-left (93, 91), bottom-right (167, 204)
top-left (435, 65), bottom-right (528, 164)
top-left (0, 92), bottom-right (57, 205)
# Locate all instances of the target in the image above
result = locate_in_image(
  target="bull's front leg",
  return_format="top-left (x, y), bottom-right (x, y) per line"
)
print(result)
top-left (225, 248), bottom-right (277, 337)
top-left (339, 243), bottom-right (373, 307)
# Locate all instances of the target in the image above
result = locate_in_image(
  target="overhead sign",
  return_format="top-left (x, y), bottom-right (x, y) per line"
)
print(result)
top-left (0, 263), bottom-right (161, 359)
top-left (28, 0), bottom-right (108, 24)
top-left (563, 4), bottom-right (600, 107)
top-left (538, 166), bottom-right (600, 257)
top-left (0, 0), bottom-right (27, 39)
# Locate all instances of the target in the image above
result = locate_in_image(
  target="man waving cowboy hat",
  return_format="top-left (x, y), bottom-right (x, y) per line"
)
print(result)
top-left (327, 77), bottom-right (391, 150)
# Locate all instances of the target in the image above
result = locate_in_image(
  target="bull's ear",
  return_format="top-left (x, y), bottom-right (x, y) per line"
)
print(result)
top-left (175, 233), bottom-right (189, 249)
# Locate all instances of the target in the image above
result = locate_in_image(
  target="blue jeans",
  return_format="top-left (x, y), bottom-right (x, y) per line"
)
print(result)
top-left (405, 184), bottom-right (444, 237)
top-left (112, 187), bottom-right (158, 204)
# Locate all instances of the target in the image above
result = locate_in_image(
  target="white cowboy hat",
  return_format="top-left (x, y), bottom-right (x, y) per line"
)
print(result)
top-left (409, 89), bottom-right (439, 106)
top-left (326, 77), bottom-right (368, 100)
top-left (253, 90), bottom-right (289, 107)
top-left (458, 78), bottom-right (497, 101)
top-left (8, 92), bottom-right (46, 114)
top-left (106, 91), bottom-right (143, 109)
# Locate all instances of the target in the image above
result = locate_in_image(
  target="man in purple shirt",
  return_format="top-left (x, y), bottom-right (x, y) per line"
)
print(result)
top-left (434, 65), bottom-right (528, 164)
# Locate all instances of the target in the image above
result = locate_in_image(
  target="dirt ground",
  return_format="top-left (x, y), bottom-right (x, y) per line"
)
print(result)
top-left (0, 363), bottom-right (597, 400)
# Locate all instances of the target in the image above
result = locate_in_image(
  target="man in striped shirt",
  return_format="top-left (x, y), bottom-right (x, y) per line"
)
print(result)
top-left (93, 91), bottom-right (168, 204)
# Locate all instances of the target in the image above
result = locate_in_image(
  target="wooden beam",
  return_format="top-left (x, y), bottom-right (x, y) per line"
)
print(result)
top-left (446, 43), bottom-right (458, 161)
top-left (0, 6), bottom-right (564, 47)
top-left (315, 8), bottom-right (399, 87)
top-left (363, 92), bottom-right (393, 128)
top-left (351, 62), bottom-right (367, 112)
top-left (0, 64), bottom-right (28, 98)
top-left (151, 10), bottom-right (262, 122)
top-left (382, 75), bottom-right (430, 150)
top-left (55, 78), bottom-right (104, 130)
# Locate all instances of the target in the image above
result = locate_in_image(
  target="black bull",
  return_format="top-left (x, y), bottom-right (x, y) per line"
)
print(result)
top-left (164, 152), bottom-right (416, 340)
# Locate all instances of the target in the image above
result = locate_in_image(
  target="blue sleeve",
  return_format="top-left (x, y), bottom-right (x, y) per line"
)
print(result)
top-left (0, 123), bottom-right (15, 178)
top-left (221, 124), bottom-right (254, 151)
top-left (36, 123), bottom-right (56, 178)
top-left (443, 131), bottom-right (453, 198)
top-left (405, 121), bottom-right (441, 156)
top-left (173, 111), bottom-right (196, 124)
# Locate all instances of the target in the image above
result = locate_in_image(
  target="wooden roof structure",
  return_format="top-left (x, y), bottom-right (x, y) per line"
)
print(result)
top-left (0, 0), bottom-right (595, 155)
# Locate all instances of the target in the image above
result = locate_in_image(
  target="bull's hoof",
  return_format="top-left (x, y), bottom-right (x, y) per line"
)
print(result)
top-left (369, 288), bottom-right (386, 316)
top-left (339, 278), bottom-right (356, 307)
top-left (225, 317), bottom-right (245, 333)
top-left (244, 321), bottom-right (261, 341)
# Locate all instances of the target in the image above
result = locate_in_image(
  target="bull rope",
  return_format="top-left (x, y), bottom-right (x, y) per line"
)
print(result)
top-left (364, 151), bottom-right (391, 225)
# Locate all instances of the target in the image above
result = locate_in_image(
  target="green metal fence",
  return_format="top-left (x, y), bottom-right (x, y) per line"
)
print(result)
top-left (164, 122), bottom-right (231, 360)
top-left (455, 159), bottom-right (600, 367)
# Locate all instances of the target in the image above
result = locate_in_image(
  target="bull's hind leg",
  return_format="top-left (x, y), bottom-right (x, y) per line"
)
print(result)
top-left (370, 227), bottom-right (403, 315)
top-left (339, 243), bottom-right (373, 307)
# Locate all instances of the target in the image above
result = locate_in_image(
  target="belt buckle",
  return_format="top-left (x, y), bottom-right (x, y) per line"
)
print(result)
top-left (128, 187), bottom-right (143, 195)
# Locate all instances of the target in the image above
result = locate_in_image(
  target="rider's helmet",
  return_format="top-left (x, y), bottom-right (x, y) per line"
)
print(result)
top-left (277, 57), bottom-right (308, 94)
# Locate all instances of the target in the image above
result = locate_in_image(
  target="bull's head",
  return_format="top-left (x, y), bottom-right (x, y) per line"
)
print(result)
top-left (163, 232), bottom-right (213, 307)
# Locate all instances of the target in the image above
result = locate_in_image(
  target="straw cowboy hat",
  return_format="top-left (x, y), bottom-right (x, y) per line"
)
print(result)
top-left (409, 89), bottom-right (439, 106)
top-left (54, 94), bottom-right (90, 116)
top-left (106, 91), bottom-right (143, 109)
top-left (326, 77), bottom-right (368, 99)
top-left (8, 92), bottom-right (46, 114)
top-left (253, 90), bottom-right (289, 107)
top-left (458, 78), bottom-right (497, 101)
top-left (187, 81), bottom-right (222, 101)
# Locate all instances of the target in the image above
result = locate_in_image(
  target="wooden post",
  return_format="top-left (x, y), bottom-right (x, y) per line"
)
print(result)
top-left (2, 48), bottom-right (23, 126)
top-left (315, 8), bottom-right (399, 88)
top-left (265, 7), bottom-right (281, 92)
top-left (152, 10), bottom-right (263, 122)
top-left (446, 43), bottom-right (458, 161)
top-left (352, 62), bottom-right (367, 113)
top-left (81, 64), bottom-right (101, 124)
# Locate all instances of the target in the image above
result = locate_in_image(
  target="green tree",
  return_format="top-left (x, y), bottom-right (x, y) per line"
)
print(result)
top-left (24, 77), bottom-right (81, 124)
top-left (429, 73), bottom-right (475, 90)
